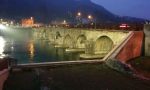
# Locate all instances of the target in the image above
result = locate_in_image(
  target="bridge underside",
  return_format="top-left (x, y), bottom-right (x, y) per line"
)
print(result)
top-left (95, 36), bottom-right (113, 54)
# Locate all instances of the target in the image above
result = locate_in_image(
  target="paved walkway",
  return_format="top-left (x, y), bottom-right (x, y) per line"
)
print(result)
top-left (4, 63), bottom-right (150, 90)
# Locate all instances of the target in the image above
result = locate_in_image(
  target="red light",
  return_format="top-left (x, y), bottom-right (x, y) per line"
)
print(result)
top-left (120, 25), bottom-right (126, 28)
top-left (119, 24), bottom-right (130, 28)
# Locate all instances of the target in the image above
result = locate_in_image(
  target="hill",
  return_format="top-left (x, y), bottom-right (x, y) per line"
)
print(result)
top-left (0, 0), bottom-right (146, 24)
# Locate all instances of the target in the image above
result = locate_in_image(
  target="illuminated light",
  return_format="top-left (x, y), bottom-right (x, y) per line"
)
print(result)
top-left (28, 41), bottom-right (35, 60)
top-left (11, 46), bottom-right (14, 51)
top-left (63, 20), bottom-right (66, 23)
top-left (88, 15), bottom-right (93, 19)
top-left (120, 25), bottom-right (127, 28)
top-left (119, 24), bottom-right (130, 28)
top-left (30, 17), bottom-right (33, 20)
top-left (0, 19), bottom-right (3, 22)
top-left (22, 18), bottom-right (34, 27)
top-left (6, 24), bottom-right (9, 26)
top-left (0, 24), bottom-right (6, 29)
top-left (62, 20), bottom-right (67, 25)
top-left (0, 37), bottom-right (6, 55)
top-left (77, 12), bottom-right (81, 16)
top-left (10, 21), bottom-right (14, 25)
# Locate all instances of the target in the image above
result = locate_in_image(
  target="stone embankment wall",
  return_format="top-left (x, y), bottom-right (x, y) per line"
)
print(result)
top-left (0, 59), bottom-right (9, 90)
top-left (116, 31), bottom-right (144, 63)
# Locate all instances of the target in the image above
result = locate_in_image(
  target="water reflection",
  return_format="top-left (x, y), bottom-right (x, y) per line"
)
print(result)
top-left (0, 36), bottom-right (6, 57)
top-left (28, 40), bottom-right (35, 62)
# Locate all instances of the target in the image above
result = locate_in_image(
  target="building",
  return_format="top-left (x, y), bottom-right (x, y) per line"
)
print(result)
top-left (22, 17), bottom-right (34, 27)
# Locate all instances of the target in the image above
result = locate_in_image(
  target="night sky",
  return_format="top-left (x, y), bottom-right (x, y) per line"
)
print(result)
top-left (91, 0), bottom-right (150, 20)
top-left (0, 0), bottom-right (149, 22)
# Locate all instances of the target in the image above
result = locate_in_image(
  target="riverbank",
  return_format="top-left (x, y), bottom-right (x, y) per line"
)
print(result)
top-left (128, 56), bottom-right (150, 80)
top-left (4, 63), bottom-right (150, 90)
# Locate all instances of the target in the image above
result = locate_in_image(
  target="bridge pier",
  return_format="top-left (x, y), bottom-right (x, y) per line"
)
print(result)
top-left (80, 39), bottom-right (105, 59)
top-left (85, 39), bottom-right (94, 55)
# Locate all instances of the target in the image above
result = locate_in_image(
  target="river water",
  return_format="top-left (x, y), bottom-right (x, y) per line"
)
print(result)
top-left (0, 28), bottom-right (81, 64)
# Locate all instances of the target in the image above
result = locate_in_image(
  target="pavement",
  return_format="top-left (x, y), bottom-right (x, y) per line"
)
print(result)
top-left (3, 63), bottom-right (150, 90)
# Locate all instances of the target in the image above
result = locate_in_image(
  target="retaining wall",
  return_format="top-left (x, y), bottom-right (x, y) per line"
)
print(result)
top-left (0, 59), bottom-right (9, 90)
top-left (116, 31), bottom-right (144, 63)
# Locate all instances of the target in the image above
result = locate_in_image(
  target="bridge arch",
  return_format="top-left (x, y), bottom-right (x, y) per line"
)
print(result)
top-left (63, 34), bottom-right (74, 48)
top-left (55, 31), bottom-right (61, 39)
top-left (95, 36), bottom-right (114, 54)
top-left (76, 35), bottom-right (87, 48)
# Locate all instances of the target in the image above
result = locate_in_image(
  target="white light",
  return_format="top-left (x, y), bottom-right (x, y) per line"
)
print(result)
top-left (77, 12), bottom-right (81, 16)
top-left (0, 19), bottom-right (3, 22)
top-left (31, 17), bottom-right (33, 20)
top-left (88, 15), bottom-right (92, 19)
top-left (0, 24), bottom-right (6, 30)
top-left (63, 20), bottom-right (66, 23)
top-left (0, 36), bottom-right (6, 55)
top-left (6, 24), bottom-right (9, 26)
top-left (62, 20), bottom-right (67, 24)
top-left (10, 21), bottom-right (14, 25)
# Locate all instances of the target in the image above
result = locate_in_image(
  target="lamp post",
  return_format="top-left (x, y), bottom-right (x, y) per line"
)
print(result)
top-left (88, 15), bottom-right (93, 28)
top-left (88, 15), bottom-right (97, 29)
top-left (77, 12), bottom-right (82, 27)
top-left (63, 20), bottom-right (66, 24)
top-left (30, 17), bottom-right (33, 20)
top-left (62, 20), bottom-right (68, 27)
top-left (77, 12), bottom-right (81, 17)
top-left (88, 15), bottom-right (92, 20)
top-left (94, 19), bottom-right (96, 29)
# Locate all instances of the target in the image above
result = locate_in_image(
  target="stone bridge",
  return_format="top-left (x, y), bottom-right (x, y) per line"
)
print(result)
top-left (33, 27), bottom-right (129, 59)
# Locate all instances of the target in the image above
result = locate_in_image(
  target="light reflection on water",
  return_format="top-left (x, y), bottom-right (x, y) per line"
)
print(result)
top-left (27, 40), bottom-right (35, 62)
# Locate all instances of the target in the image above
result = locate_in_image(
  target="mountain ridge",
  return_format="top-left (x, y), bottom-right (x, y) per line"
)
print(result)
top-left (0, 0), bottom-right (146, 24)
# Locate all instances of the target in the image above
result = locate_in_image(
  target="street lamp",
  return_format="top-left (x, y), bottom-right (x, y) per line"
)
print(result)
top-left (77, 12), bottom-right (81, 17)
top-left (88, 15), bottom-right (96, 29)
top-left (87, 15), bottom-right (93, 28)
top-left (30, 17), bottom-right (33, 20)
top-left (77, 12), bottom-right (82, 27)
top-left (63, 20), bottom-right (66, 24)
top-left (63, 20), bottom-right (68, 27)
top-left (88, 15), bottom-right (93, 20)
